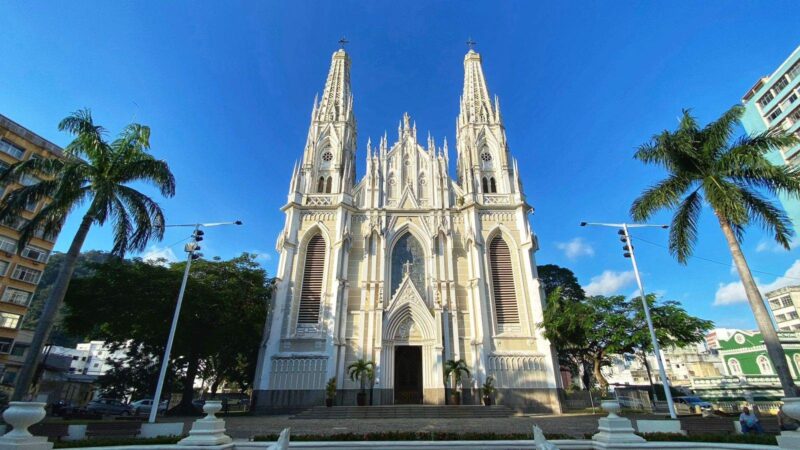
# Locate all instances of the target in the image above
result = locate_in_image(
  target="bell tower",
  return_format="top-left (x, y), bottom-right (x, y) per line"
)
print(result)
top-left (289, 48), bottom-right (357, 197)
top-left (455, 47), bottom-right (522, 201)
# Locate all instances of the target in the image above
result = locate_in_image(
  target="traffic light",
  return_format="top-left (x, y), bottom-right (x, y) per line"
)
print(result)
top-left (184, 229), bottom-right (205, 257)
top-left (618, 229), bottom-right (633, 258)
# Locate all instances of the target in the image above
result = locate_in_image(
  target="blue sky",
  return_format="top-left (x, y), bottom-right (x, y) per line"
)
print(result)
top-left (2, 1), bottom-right (800, 329)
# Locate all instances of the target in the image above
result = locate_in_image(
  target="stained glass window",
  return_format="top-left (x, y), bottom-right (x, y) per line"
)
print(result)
top-left (391, 233), bottom-right (425, 297)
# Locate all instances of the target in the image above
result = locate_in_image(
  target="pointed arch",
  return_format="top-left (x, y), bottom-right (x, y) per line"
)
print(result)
top-left (482, 177), bottom-right (489, 193)
top-left (325, 176), bottom-right (332, 193)
top-left (490, 177), bottom-right (497, 193)
top-left (488, 235), bottom-right (519, 324)
top-left (317, 177), bottom-right (325, 193)
top-left (297, 233), bottom-right (327, 324)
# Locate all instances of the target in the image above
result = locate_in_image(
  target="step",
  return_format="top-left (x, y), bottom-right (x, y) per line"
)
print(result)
top-left (291, 405), bottom-right (515, 420)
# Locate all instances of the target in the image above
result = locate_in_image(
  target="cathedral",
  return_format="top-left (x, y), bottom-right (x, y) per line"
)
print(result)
top-left (253, 46), bottom-right (562, 413)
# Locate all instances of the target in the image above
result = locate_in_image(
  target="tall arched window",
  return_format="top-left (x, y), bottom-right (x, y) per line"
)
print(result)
top-left (727, 358), bottom-right (742, 375)
top-left (317, 177), bottom-right (325, 193)
top-left (757, 355), bottom-right (773, 374)
top-left (482, 177), bottom-right (489, 193)
top-left (297, 234), bottom-right (326, 324)
top-left (794, 354), bottom-right (800, 376)
top-left (488, 236), bottom-right (519, 324)
top-left (325, 177), bottom-right (332, 193)
top-left (390, 233), bottom-right (425, 297)
top-left (490, 177), bottom-right (497, 193)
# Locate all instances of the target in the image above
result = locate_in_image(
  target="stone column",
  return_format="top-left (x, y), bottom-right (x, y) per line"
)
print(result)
top-left (178, 401), bottom-right (232, 446)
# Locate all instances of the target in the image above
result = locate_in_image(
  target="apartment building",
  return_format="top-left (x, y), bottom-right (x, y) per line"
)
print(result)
top-left (767, 285), bottom-right (800, 331)
top-left (0, 114), bottom-right (63, 392)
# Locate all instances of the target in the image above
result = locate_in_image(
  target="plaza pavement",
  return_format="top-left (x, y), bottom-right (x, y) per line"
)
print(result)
top-left (175, 412), bottom-right (662, 439)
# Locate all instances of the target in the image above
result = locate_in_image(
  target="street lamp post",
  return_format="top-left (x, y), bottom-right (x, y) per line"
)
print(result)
top-left (580, 221), bottom-right (677, 420)
top-left (148, 220), bottom-right (242, 424)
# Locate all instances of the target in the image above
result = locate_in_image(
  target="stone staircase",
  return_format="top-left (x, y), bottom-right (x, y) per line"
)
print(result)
top-left (291, 404), bottom-right (515, 420)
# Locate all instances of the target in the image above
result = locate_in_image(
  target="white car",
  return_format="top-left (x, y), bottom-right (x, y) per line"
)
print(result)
top-left (130, 399), bottom-right (168, 416)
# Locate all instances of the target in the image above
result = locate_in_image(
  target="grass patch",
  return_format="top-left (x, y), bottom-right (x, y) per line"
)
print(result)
top-left (639, 432), bottom-right (777, 445)
top-left (53, 436), bottom-right (182, 448)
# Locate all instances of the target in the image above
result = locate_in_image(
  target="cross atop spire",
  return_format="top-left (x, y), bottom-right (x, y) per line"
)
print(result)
top-left (466, 37), bottom-right (477, 51)
top-left (338, 36), bottom-right (349, 49)
top-left (402, 260), bottom-right (413, 277)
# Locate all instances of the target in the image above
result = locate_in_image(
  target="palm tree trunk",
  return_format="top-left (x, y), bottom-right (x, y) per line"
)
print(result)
top-left (12, 213), bottom-right (94, 400)
top-left (717, 214), bottom-right (798, 397)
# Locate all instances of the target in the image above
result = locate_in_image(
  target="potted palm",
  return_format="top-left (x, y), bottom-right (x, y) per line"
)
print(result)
top-left (444, 359), bottom-right (470, 405)
top-left (325, 377), bottom-right (336, 407)
top-left (481, 376), bottom-right (496, 406)
top-left (347, 359), bottom-right (375, 406)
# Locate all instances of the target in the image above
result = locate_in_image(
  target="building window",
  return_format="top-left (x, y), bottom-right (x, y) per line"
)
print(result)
top-left (297, 234), bottom-right (326, 325)
top-left (317, 177), bottom-right (325, 193)
top-left (1, 370), bottom-right (17, 385)
top-left (791, 312), bottom-right (799, 320)
top-left (0, 236), bottom-right (17, 254)
top-left (789, 61), bottom-right (800, 80)
top-left (19, 174), bottom-right (39, 187)
top-left (480, 152), bottom-right (492, 162)
top-left (0, 260), bottom-right (9, 277)
top-left (21, 245), bottom-right (49, 263)
top-left (490, 177), bottom-right (497, 193)
top-left (727, 358), bottom-right (742, 375)
top-left (11, 265), bottom-right (42, 284)
top-left (770, 299), bottom-right (782, 309)
top-left (1, 287), bottom-right (31, 306)
top-left (488, 236), bottom-right (520, 325)
top-left (773, 76), bottom-right (789, 94)
top-left (0, 140), bottom-right (25, 159)
top-left (0, 312), bottom-right (21, 329)
top-left (1, 216), bottom-right (27, 231)
top-left (482, 177), bottom-right (489, 193)
top-left (0, 338), bottom-right (12, 354)
top-left (322, 151), bottom-right (333, 162)
top-left (782, 296), bottom-right (793, 308)
top-left (325, 176), bottom-right (332, 193)
top-left (757, 355), bottom-right (774, 375)
top-left (9, 343), bottom-right (26, 357)
top-left (768, 108), bottom-right (783, 122)
top-left (390, 233), bottom-right (425, 296)
top-left (759, 91), bottom-right (775, 108)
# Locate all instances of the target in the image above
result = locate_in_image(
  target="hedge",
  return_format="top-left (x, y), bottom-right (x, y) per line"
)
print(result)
top-left (53, 436), bottom-right (182, 448)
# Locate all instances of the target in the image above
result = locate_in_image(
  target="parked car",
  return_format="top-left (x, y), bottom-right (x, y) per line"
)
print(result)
top-left (675, 396), bottom-right (713, 411)
top-left (85, 398), bottom-right (133, 416)
top-left (130, 399), bottom-right (168, 416)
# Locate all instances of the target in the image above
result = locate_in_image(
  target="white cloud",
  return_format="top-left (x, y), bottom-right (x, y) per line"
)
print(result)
top-left (755, 237), bottom-right (800, 253)
top-left (584, 270), bottom-right (636, 296)
top-left (141, 245), bottom-right (178, 266)
top-left (714, 259), bottom-right (800, 306)
top-left (555, 237), bottom-right (595, 260)
top-left (248, 250), bottom-right (273, 262)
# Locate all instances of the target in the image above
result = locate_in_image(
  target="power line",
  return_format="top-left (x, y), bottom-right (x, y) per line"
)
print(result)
top-left (630, 234), bottom-right (800, 282)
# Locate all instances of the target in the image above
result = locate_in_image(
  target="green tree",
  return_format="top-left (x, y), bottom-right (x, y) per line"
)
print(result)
top-left (630, 105), bottom-right (800, 396)
top-left (0, 109), bottom-right (175, 400)
top-left (63, 253), bottom-right (270, 412)
top-left (347, 359), bottom-right (375, 395)
top-left (443, 359), bottom-right (471, 393)
top-left (537, 264), bottom-right (586, 302)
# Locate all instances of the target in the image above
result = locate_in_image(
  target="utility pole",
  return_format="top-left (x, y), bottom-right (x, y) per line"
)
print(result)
top-left (580, 221), bottom-right (677, 419)
top-left (148, 220), bottom-right (242, 423)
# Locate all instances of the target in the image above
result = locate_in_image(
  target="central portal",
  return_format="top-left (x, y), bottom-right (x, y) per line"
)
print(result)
top-left (394, 345), bottom-right (423, 404)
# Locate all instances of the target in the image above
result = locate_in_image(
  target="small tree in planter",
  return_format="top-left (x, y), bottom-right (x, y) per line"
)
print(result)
top-left (481, 376), bottom-right (496, 406)
top-left (347, 359), bottom-right (375, 406)
top-left (325, 377), bottom-right (336, 407)
top-left (444, 359), bottom-right (470, 405)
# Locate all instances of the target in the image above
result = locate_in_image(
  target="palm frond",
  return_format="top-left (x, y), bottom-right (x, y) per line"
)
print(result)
top-left (701, 105), bottom-right (743, 159)
top-left (630, 175), bottom-right (692, 221)
top-left (116, 158), bottom-right (176, 197)
top-left (737, 187), bottom-right (794, 249)
top-left (114, 185), bottom-right (166, 252)
top-left (668, 190), bottom-right (702, 264)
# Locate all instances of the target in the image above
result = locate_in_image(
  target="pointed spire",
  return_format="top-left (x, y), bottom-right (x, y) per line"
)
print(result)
top-left (314, 48), bottom-right (353, 122)
top-left (443, 137), bottom-right (449, 163)
top-left (459, 48), bottom-right (495, 125)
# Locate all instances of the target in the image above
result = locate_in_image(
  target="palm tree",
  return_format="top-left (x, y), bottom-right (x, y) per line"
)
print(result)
top-left (0, 109), bottom-right (176, 400)
top-left (444, 359), bottom-right (471, 404)
top-left (630, 105), bottom-right (800, 396)
top-left (347, 358), bottom-right (374, 405)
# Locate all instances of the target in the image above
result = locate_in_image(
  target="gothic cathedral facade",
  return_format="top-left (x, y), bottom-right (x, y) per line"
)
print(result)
top-left (253, 47), bottom-right (562, 413)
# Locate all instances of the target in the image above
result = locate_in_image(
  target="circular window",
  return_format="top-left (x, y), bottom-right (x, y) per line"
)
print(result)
top-left (480, 152), bottom-right (492, 162)
top-left (322, 152), bottom-right (333, 162)
top-left (734, 334), bottom-right (746, 345)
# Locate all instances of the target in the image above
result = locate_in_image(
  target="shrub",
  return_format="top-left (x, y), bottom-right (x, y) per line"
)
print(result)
top-left (54, 436), bottom-right (182, 448)
top-left (639, 432), bottom-right (777, 445)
